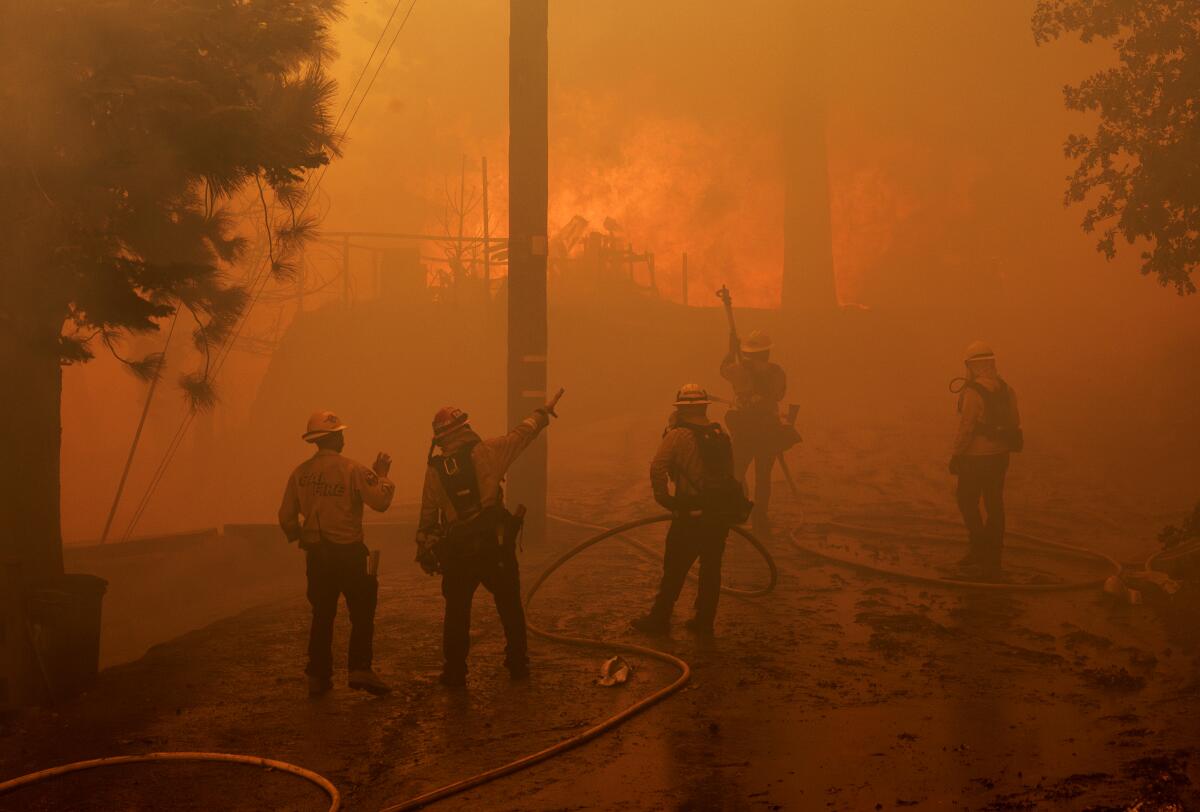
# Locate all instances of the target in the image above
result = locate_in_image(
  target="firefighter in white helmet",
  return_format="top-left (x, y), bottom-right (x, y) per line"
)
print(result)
top-left (720, 328), bottom-right (791, 538)
top-left (416, 388), bottom-right (565, 687)
top-left (278, 410), bottom-right (395, 697)
top-left (950, 342), bottom-right (1023, 577)
top-left (631, 384), bottom-right (750, 637)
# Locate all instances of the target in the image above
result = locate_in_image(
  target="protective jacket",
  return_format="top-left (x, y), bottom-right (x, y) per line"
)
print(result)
top-left (279, 449), bottom-right (395, 545)
top-left (953, 374), bottom-right (1022, 457)
top-left (720, 351), bottom-right (786, 423)
top-left (651, 415), bottom-right (736, 508)
top-left (417, 409), bottom-right (550, 545)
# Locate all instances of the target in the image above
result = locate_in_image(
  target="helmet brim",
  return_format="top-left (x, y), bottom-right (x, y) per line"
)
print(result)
top-left (433, 420), bottom-right (471, 440)
top-left (302, 424), bottom-right (347, 442)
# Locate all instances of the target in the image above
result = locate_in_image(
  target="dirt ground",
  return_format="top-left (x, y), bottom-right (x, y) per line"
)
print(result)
top-left (3, 414), bottom-right (1198, 811)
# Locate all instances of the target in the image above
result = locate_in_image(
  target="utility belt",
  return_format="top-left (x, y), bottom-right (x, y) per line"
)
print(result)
top-left (675, 487), bottom-right (753, 527)
top-left (300, 536), bottom-right (368, 556)
top-left (433, 504), bottom-right (526, 564)
top-left (725, 408), bottom-right (801, 450)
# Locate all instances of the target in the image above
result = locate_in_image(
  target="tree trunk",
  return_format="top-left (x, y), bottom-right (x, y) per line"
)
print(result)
top-left (780, 1), bottom-right (838, 314)
top-left (0, 248), bottom-right (65, 583)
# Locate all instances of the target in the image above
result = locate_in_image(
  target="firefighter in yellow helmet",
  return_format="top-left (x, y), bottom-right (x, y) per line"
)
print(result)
top-left (278, 411), bottom-right (395, 697)
top-left (416, 389), bottom-right (565, 687)
top-left (631, 384), bottom-right (750, 637)
top-left (720, 328), bottom-right (791, 537)
top-left (950, 342), bottom-right (1022, 577)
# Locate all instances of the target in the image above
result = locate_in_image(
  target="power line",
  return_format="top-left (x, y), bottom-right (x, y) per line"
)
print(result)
top-left (119, 0), bottom-right (422, 540)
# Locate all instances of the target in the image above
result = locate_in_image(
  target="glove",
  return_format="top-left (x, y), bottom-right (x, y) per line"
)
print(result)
top-left (948, 455), bottom-right (963, 476)
top-left (415, 538), bottom-right (441, 575)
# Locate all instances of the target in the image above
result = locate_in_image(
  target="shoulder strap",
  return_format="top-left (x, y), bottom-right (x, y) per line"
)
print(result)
top-left (681, 423), bottom-right (734, 478)
top-left (430, 442), bottom-right (483, 519)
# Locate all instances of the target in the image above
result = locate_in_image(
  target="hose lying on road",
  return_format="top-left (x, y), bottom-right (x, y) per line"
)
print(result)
top-left (792, 516), bottom-right (1122, 592)
top-left (0, 752), bottom-right (341, 811)
top-left (1, 514), bottom-right (775, 812)
top-left (379, 513), bottom-right (776, 812)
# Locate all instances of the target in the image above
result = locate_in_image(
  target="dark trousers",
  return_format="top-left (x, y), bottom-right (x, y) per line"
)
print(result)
top-left (734, 434), bottom-right (775, 533)
top-left (440, 543), bottom-right (526, 676)
top-left (305, 542), bottom-right (377, 679)
top-left (955, 454), bottom-right (1010, 570)
top-left (648, 516), bottom-right (729, 627)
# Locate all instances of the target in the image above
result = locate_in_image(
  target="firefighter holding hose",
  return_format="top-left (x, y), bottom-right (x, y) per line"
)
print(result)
top-left (415, 389), bottom-right (565, 687)
top-left (632, 384), bottom-right (751, 637)
top-left (716, 287), bottom-right (798, 539)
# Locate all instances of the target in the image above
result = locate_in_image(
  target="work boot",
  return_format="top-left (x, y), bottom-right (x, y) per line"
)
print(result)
top-left (348, 668), bottom-right (392, 696)
top-left (439, 669), bottom-right (467, 688)
top-left (684, 618), bottom-right (714, 638)
top-left (308, 675), bottom-right (333, 697)
top-left (630, 614), bottom-right (669, 635)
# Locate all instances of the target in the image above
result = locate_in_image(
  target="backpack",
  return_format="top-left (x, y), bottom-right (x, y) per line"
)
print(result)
top-left (429, 442), bottom-right (516, 561)
top-left (432, 443), bottom-right (484, 522)
top-left (680, 424), bottom-right (754, 525)
top-left (965, 380), bottom-right (1024, 453)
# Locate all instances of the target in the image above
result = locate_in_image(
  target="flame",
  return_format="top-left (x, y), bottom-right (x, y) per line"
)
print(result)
top-left (548, 99), bottom-right (785, 308)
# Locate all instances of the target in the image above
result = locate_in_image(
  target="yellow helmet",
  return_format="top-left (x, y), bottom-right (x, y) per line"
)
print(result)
top-left (302, 410), bottom-right (348, 442)
top-left (741, 329), bottom-right (773, 354)
top-left (963, 340), bottom-right (995, 362)
top-left (673, 383), bottom-right (712, 407)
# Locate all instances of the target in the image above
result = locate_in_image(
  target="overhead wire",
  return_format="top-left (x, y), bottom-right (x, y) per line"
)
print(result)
top-left (118, 0), bottom-right (421, 540)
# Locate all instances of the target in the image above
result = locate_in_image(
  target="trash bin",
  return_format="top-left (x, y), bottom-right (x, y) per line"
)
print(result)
top-left (24, 573), bottom-right (108, 700)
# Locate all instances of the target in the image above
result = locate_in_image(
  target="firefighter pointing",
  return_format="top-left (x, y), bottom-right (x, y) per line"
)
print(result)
top-left (278, 411), bottom-right (395, 697)
top-left (416, 388), bottom-right (565, 687)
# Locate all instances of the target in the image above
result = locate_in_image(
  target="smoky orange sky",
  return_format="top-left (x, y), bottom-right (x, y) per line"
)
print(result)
top-left (59, 0), bottom-right (1198, 543)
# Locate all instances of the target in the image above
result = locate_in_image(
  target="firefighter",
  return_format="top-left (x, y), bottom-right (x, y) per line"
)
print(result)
top-left (632, 384), bottom-right (747, 637)
top-left (415, 389), bottom-right (565, 687)
top-left (720, 328), bottom-right (789, 537)
top-left (950, 342), bottom-right (1023, 577)
top-left (278, 411), bottom-right (395, 697)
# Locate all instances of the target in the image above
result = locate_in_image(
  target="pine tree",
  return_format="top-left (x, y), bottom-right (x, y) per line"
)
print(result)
top-left (0, 0), bottom-right (343, 579)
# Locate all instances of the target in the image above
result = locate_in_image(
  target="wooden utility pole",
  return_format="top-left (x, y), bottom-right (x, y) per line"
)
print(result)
top-left (681, 252), bottom-right (689, 305)
top-left (507, 0), bottom-right (549, 544)
top-left (481, 156), bottom-right (491, 299)
top-left (342, 234), bottom-right (351, 306)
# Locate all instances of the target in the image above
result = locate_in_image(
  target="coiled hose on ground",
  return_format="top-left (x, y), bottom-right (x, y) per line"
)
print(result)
top-left (791, 515), bottom-right (1123, 592)
top-left (0, 513), bottom-right (776, 812)
top-left (378, 513), bottom-right (777, 811)
top-left (0, 752), bottom-right (342, 812)
top-left (1, 512), bottom-right (1125, 809)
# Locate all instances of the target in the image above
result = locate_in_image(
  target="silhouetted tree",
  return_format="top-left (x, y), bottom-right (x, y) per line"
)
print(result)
top-left (0, 0), bottom-right (342, 579)
top-left (1034, 1), bottom-right (1200, 294)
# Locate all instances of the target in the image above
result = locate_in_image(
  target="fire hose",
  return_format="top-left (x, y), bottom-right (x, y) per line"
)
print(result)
top-left (0, 752), bottom-right (342, 811)
top-left (791, 516), bottom-right (1123, 592)
top-left (0, 513), bottom-right (777, 812)
top-left (377, 512), bottom-right (776, 810)
top-left (1, 512), bottom-right (1121, 808)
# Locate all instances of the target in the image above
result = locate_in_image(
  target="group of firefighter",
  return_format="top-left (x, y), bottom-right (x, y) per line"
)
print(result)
top-left (279, 324), bottom-right (1022, 697)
